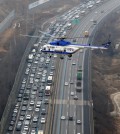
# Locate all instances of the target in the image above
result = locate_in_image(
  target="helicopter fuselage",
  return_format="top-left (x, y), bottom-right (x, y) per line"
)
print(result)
top-left (41, 44), bottom-right (80, 55)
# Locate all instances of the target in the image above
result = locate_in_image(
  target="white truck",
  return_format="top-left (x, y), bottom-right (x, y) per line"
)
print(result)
top-left (27, 54), bottom-right (34, 63)
top-left (38, 130), bottom-right (43, 134)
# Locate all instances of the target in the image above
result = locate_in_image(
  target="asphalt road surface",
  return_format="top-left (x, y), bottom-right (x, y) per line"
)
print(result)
top-left (51, 0), bottom-right (120, 134)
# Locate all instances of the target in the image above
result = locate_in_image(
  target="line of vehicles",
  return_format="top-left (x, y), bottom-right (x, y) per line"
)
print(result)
top-left (6, 34), bottom-right (55, 134)
top-left (6, 0), bottom-right (105, 134)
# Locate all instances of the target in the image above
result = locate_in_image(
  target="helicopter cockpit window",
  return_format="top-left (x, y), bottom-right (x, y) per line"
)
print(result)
top-left (43, 47), bottom-right (46, 50)
top-left (64, 49), bottom-right (66, 52)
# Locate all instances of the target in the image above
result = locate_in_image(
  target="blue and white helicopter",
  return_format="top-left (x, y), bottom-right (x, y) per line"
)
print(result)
top-left (40, 37), bottom-right (111, 58)
top-left (20, 31), bottom-right (111, 59)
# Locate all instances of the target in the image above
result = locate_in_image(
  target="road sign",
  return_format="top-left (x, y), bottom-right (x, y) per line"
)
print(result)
top-left (71, 18), bottom-right (80, 25)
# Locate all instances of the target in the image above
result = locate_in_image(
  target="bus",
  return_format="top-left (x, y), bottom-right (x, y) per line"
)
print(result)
top-left (47, 76), bottom-right (53, 85)
top-left (45, 86), bottom-right (51, 96)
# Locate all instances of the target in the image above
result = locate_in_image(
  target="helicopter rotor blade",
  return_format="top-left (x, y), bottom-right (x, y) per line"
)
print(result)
top-left (20, 34), bottom-right (40, 38)
top-left (38, 30), bottom-right (56, 38)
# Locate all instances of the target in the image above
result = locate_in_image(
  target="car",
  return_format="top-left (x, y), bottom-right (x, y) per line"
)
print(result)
top-left (50, 71), bottom-right (54, 76)
top-left (33, 117), bottom-right (38, 122)
top-left (31, 129), bottom-right (36, 134)
top-left (41, 109), bottom-right (46, 115)
top-left (61, 116), bottom-right (65, 120)
top-left (23, 101), bottom-right (28, 106)
top-left (35, 108), bottom-right (40, 112)
top-left (74, 95), bottom-right (78, 100)
top-left (26, 115), bottom-right (31, 120)
top-left (23, 126), bottom-right (29, 131)
top-left (24, 120), bottom-right (30, 125)
top-left (39, 93), bottom-right (43, 97)
top-left (12, 112), bottom-right (17, 117)
top-left (44, 99), bottom-right (49, 104)
top-left (8, 126), bottom-right (13, 131)
top-left (69, 116), bottom-right (73, 120)
top-left (70, 81), bottom-right (74, 84)
top-left (30, 101), bottom-right (35, 105)
top-left (20, 111), bottom-right (26, 116)
top-left (10, 121), bottom-right (15, 126)
top-left (19, 116), bottom-right (24, 121)
top-left (13, 108), bottom-right (18, 113)
top-left (32, 122), bottom-right (37, 128)
top-left (76, 119), bottom-right (82, 124)
top-left (21, 106), bottom-right (27, 111)
top-left (21, 131), bottom-right (27, 134)
top-left (16, 124), bottom-right (22, 131)
top-left (70, 92), bottom-right (74, 96)
top-left (65, 82), bottom-right (68, 86)
top-left (72, 62), bottom-right (76, 65)
top-left (28, 107), bottom-right (33, 111)
top-left (41, 118), bottom-right (46, 123)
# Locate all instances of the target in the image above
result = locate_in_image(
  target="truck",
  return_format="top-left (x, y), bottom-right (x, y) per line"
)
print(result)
top-left (77, 71), bottom-right (82, 80)
top-left (27, 54), bottom-right (34, 63)
top-left (47, 76), bottom-right (53, 85)
top-left (45, 86), bottom-right (51, 96)
top-left (84, 30), bottom-right (89, 37)
top-left (38, 130), bottom-right (43, 134)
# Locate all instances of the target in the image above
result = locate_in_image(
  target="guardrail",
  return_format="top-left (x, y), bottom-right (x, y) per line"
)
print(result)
top-left (0, 29), bottom-right (39, 134)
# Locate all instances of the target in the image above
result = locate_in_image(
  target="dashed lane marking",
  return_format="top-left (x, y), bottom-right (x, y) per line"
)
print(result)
top-left (49, 99), bottom-right (91, 106)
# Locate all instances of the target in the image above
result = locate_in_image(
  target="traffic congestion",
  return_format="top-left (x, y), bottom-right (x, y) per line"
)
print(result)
top-left (6, 1), bottom-right (103, 134)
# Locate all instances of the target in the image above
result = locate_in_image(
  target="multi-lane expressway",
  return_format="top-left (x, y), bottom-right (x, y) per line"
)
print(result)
top-left (4, 0), bottom-right (120, 134)
top-left (50, 0), bottom-right (120, 134)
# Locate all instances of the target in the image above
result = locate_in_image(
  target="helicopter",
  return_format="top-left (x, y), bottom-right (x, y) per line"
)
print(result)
top-left (20, 30), bottom-right (111, 59)
top-left (40, 37), bottom-right (111, 59)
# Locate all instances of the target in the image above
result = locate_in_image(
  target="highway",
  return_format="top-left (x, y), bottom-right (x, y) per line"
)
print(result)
top-left (50, 0), bottom-right (120, 134)
top-left (5, 0), bottom-right (120, 134)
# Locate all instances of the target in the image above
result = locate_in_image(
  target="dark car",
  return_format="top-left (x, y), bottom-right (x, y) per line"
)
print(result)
top-left (41, 109), bottom-right (46, 115)
top-left (8, 126), bottom-right (13, 131)
top-left (69, 116), bottom-right (73, 121)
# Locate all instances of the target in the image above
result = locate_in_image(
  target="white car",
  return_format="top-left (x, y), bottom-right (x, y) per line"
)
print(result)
top-left (76, 119), bottom-right (82, 124)
top-left (70, 92), bottom-right (74, 96)
top-left (41, 118), bottom-right (46, 123)
top-left (35, 108), bottom-right (40, 112)
top-left (72, 63), bottom-right (76, 65)
top-left (23, 126), bottom-right (29, 131)
top-left (61, 116), bottom-right (65, 120)
top-left (26, 115), bottom-right (31, 120)
top-left (31, 129), bottom-right (36, 134)
top-left (65, 82), bottom-right (68, 86)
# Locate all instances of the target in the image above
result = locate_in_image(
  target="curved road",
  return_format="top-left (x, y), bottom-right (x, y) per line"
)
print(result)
top-left (51, 0), bottom-right (120, 134)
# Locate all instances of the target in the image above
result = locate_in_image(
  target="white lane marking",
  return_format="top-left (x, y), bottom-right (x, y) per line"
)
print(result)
top-left (74, 129), bottom-right (75, 134)
top-left (74, 111), bottom-right (76, 117)
top-left (66, 129), bottom-right (67, 134)
top-left (74, 121), bottom-right (75, 126)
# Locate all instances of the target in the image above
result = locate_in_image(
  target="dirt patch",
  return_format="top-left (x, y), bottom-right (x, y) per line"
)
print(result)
top-left (92, 10), bottom-right (120, 134)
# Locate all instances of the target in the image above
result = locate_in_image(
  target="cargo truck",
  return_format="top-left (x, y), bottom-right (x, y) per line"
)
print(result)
top-left (77, 71), bottom-right (82, 80)
top-left (84, 30), bottom-right (89, 37)
top-left (38, 130), bottom-right (43, 134)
